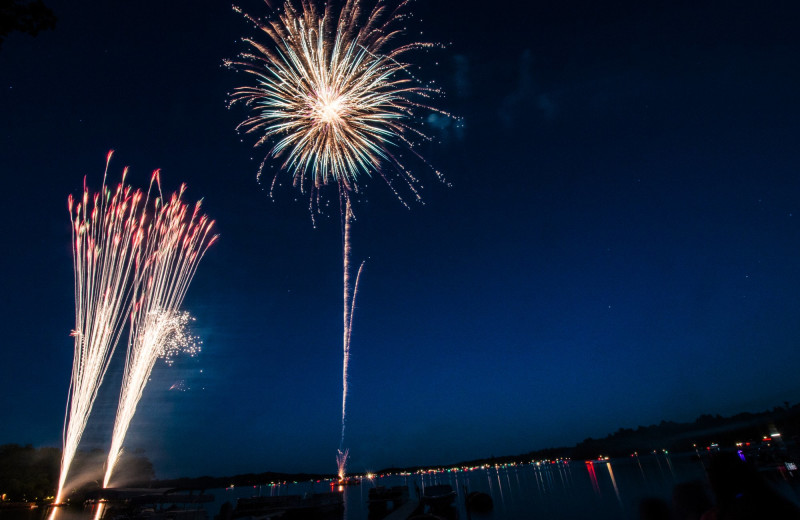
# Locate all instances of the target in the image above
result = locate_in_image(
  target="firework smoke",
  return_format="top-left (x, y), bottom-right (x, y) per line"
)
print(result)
top-left (102, 183), bottom-right (217, 489)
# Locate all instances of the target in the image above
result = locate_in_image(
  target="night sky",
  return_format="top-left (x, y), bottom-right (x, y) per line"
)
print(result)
top-left (1, 0), bottom-right (799, 479)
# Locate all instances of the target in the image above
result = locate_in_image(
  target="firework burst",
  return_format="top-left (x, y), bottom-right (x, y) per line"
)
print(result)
top-left (161, 313), bottom-right (202, 367)
top-left (103, 183), bottom-right (217, 489)
top-left (336, 448), bottom-right (349, 481)
top-left (228, 0), bottom-right (448, 209)
top-left (57, 152), bottom-right (146, 504)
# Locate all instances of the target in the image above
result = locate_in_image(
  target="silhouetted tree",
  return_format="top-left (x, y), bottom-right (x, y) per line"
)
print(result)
top-left (0, 444), bottom-right (155, 502)
top-left (0, 0), bottom-right (56, 50)
top-left (0, 444), bottom-right (60, 501)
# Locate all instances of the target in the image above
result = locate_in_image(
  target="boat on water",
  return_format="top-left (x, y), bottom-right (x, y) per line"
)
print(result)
top-left (231, 492), bottom-right (343, 520)
top-left (420, 485), bottom-right (456, 510)
top-left (465, 491), bottom-right (493, 513)
top-left (333, 478), bottom-right (361, 487)
top-left (86, 488), bottom-right (214, 520)
top-left (0, 502), bottom-right (39, 512)
top-left (367, 485), bottom-right (409, 514)
top-left (232, 495), bottom-right (300, 519)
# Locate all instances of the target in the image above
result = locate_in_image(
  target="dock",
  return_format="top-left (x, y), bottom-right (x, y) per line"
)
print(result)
top-left (381, 500), bottom-right (420, 520)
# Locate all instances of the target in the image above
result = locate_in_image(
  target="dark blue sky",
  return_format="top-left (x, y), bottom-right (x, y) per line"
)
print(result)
top-left (1, 0), bottom-right (799, 479)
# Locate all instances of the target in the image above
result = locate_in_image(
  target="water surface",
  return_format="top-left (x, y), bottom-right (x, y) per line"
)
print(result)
top-left (215, 453), bottom-right (712, 520)
top-left (9, 452), bottom-right (800, 520)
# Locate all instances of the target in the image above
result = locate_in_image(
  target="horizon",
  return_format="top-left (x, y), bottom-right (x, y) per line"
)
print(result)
top-left (8, 398), bottom-right (796, 480)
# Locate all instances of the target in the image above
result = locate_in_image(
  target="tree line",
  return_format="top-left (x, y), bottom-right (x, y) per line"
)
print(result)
top-left (0, 445), bottom-right (153, 502)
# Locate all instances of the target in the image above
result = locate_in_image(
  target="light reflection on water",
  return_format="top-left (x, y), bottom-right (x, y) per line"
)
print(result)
top-left (12, 453), bottom-right (800, 520)
top-left (239, 454), bottom-right (704, 520)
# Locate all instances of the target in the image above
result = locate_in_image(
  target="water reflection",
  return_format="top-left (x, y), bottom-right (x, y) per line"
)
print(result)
top-left (605, 462), bottom-right (623, 508)
top-left (653, 451), bottom-right (666, 479)
top-left (494, 469), bottom-right (504, 509)
top-left (13, 454), bottom-right (800, 520)
top-left (664, 452), bottom-right (676, 478)
top-left (634, 452), bottom-right (646, 481)
top-left (585, 462), bottom-right (600, 496)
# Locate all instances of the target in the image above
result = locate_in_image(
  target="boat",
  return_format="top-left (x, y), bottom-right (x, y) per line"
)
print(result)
top-left (367, 486), bottom-right (409, 514)
top-left (232, 496), bottom-right (300, 519)
top-left (86, 487), bottom-right (214, 520)
top-left (231, 492), bottom-right (343, 520)
top-left (292, 493), bottom-right (345, 518)
top-left (420, 485), bottom-right (456, 510)
top-left (465, 492), bottom-right (493, 513)
top-left (0, 502), bottom-right (39, 512)
top-left (333, 478), bottom-right (361, 487)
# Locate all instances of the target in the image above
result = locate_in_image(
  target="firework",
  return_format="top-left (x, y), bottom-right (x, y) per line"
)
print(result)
top-left (102, 183), bottom-right (217, 489)
top-left (228, 0), bottom-right (447, 207)
top-left (56, 152), bottom-right (146, 504)
top-left (161, 313), bottom-right (202, 367)
top-left (336, 448), bottom-right (349, 481)
top-left (230, 0), bottom-right (448, 476)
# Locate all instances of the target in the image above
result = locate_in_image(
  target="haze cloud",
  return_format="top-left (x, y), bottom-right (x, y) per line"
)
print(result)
top-left (499, 49), bottom-right (557, 126)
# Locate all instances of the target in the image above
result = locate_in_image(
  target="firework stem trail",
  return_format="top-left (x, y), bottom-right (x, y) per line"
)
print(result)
top-left (340, 199), bottom-right (353, 450)
top-left (56, 152), bottom-right (145, 504)
top-left (230, 0), bottom-right (449, 476)
top-left (339, 198), bottom-right (366, 471)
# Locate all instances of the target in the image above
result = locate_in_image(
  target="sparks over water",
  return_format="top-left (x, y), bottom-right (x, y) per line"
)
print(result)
top-left (336, 448), bottom-right (349, 481)
top-left (103, 182), bottom-right (217, 489)
top-left (56, 152), bottom-right (145, 505)
top-left (229, 0), bottom-right (449, 475)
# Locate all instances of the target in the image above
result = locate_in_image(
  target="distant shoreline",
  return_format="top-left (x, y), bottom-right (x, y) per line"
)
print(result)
top-left (3, 401), bottom-right (799, 503)
top-left (152, 402), bottom-right (800, 488)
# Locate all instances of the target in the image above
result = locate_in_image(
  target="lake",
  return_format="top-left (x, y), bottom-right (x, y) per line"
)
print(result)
top-left (211, 452), bottom-right (742, 520)
top-left (8, 452), bottom-right (800, 520)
